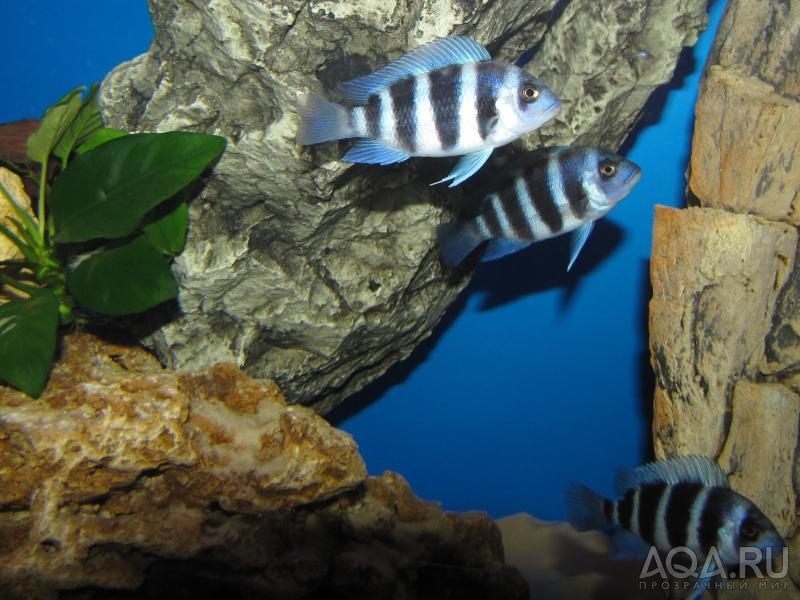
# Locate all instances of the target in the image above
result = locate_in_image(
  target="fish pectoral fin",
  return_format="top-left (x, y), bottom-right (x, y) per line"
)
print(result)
top-left (482, 238), bottom-right (531, 262)
top-left (341, 139), bottom-right (410, 165)
top-left (339, 37), bottom-right (491, 103)
top-left (432, 147), bottom-right (494, 188)
top-left (567, 221), bottom-right (594, 271)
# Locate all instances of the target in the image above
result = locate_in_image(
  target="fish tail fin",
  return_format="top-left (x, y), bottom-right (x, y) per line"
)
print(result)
top-left (436, 222), bottom-right (484, 268)
top-left (565, 482), bottom-right (609, 532)
top-left (296, 94), bottom-right (354, 145)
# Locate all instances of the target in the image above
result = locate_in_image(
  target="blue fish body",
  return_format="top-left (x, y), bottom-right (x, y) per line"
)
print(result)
top-left (436, 146), bottom-right (641, 269)
top-left (297, 37), bottom-right (561, 187)
top-left (566, 456), bottom-right (784, 600)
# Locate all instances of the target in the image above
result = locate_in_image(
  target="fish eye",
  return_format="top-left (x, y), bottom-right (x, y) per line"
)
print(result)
top-left (520, 83), bottom-right (540, 103)
top-left (598, 160), bottom-right (617, 179)
top-left (740, 521), bottom-right (760, 541)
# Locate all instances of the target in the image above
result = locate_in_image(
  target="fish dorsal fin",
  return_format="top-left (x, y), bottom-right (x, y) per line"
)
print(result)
top-left (340, 37), bottom-right (491, 103)
top-left (614, 455), bottom-right (729, 495)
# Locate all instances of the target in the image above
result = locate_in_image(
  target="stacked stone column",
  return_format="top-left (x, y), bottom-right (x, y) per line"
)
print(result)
top-left (649, 0), bottom-right (800, 593)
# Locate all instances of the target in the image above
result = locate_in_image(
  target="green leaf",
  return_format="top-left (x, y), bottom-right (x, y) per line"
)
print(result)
top-left (0, 289), bottom-right (59, 397)
top-left (26, 87), bottom-right (85, 163)
top-left (53, 84), bottom-right (104, 166)
top-left (51, 132), bottom-right (226, 243)
top-left (65, 235), bottom-right (179, 316)
top-left (144, 201), bottom-right (188, 255)
top-left (76, 127), bottom-right (128, 155)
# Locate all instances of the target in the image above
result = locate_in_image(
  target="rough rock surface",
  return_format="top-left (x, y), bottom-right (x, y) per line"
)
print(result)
top-left (650, 0), bottom-right (800, 597)
top-left (0, 333), bottom-right (524, 599)
top-left (99, 0), bottom-right (709, 413)
top-left (0, 167), bottom-right (35, 263)
top-left (649, 205), bottom-right (796, 459)
top-left (717, 381), bottom-right (799, 539)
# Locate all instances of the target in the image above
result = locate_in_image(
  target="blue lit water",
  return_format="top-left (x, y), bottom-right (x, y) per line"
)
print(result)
top-left (0, 0), bottom-right (727, 521)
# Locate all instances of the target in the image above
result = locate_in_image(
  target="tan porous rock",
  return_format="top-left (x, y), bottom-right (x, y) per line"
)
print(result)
top-left (717, 381), bottom-right (799, 538)
top-left (708, 0), bottom-right (800, 98)
top-left (0, 332), bottom-right (364, 594)
top-left (0, 167), bottom-right (36, 263)
top-left (689, 66), bottom-right (800, 222)
top-left (649, 205), bottom-right (796, 459)
top-left (0, 333), bottom-right (524, 598)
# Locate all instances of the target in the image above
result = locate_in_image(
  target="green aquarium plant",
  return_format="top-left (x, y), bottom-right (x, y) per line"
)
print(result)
top-left (0, 86), bottom-right (226, 397)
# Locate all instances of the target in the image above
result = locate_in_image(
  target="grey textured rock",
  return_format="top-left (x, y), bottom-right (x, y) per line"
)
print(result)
top-left (100, 0), bottom-right (708, 413)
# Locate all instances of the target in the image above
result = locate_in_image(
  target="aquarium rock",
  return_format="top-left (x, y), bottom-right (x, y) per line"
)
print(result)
top-left (100, 0), bottom-right (708, 412)
top-left (498, 513), bottom-right (665, 599)
top-left (0, 332), bottom-right (526, 599)
top-left (0, 168), bottom-right (35, 263)
top-left (650, 0), bottom-right (800, 593)
top-left (649, 205), bottom-right (796, 459)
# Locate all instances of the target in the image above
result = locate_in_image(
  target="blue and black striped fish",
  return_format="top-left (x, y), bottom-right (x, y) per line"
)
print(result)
top-left (296, 37), bottom-right (560, 187)
top-left (436, 146), bottom-right (641, 269)
top-left (566, 456), bottom-right (783, 592)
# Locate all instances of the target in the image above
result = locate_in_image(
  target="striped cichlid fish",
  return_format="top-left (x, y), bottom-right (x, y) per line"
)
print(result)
top-left (566, 456), bottom-right (784, 595)
top-left (436, 146), bottom-right (641, 270)
top-left (296, 37), bottom-right (561, 187)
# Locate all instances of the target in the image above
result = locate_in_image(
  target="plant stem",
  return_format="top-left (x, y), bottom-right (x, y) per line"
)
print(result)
top-left (38, 161), bottom-right (47, 239)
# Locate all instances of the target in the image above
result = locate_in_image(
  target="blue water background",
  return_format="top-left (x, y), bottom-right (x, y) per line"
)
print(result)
top-left (1, 1), bottom-right (726, 521)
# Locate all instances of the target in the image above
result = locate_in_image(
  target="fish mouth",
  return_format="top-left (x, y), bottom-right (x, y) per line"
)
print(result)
top-left (624, 168), bottom-right (642, 187)
top-left (542, 97), bottom-right (561, 116)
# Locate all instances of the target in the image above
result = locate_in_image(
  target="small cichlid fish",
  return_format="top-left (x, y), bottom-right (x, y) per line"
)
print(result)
top-left (436, 146), bottom-right (641, 269)
top-left (566, 456), bottom-right (784, 594)
top-left (296, 36), bottom-right (561, 187)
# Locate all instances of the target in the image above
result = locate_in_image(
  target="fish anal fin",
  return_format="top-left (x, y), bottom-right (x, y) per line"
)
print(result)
top-left (482, 238), bottom-right (531, 262)
top-left (342, 139), bottom-right (410, 165)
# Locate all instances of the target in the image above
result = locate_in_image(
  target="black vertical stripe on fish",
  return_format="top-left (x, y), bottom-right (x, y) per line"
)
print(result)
top-left (525, 167), bottom-right (563, 234)
top-left (428, 65), bottom-right (461, 151)
top-left (666, 482), bottom-right (704, 549)
top-left (475, 62), bottom-right (503, 140)
top-left (481, 194), bottom-right (505, 237)
top-left (499, 178), bottom-right (534, 239)
top-left (618, 488), bottom-right (635, 530)
top-left (560, 153), bottom-right (590, 219)
top-left (365, 93), bottom-right (382, 139)
top-left (638, 483), bottom-right (668, 546)
top-left (603, 499), bottom-right (615, 524)
top-left (390, 76), bottom-right (418, 153)
top-left (698, 487), bottom-right (729, 556)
